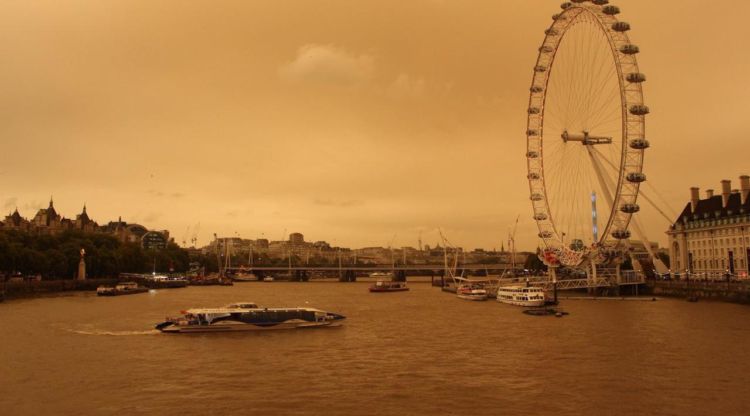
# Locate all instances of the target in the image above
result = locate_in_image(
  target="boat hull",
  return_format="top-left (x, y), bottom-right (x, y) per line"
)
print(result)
top-left (97, 288), bottom-right (149, 296)
top-left (369, 287), bottom-right (409, 292)
top-left (497, 298), bottom-right (546, 307)
top-left (457, 294), bottom-right (488, 301)
top-left (158, 320), bottom-right (342, 333)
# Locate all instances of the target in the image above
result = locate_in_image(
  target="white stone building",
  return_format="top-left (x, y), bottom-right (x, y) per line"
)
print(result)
top-left (667, 175), bottom-right (750, 278)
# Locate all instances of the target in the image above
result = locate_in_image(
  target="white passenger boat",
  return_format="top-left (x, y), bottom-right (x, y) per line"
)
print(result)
top-left (155, 305), bottom-right (345, 333)
top-left (496, 285), bottom-right (546, 307)
top-left (231, 272), bottom-right (258, 282)
top-left (456, 284), bottom-right (488, 301)
top-left (96, 282), bottom-right (148, 296)
top-left (369, 280), bottom-right (409, 292)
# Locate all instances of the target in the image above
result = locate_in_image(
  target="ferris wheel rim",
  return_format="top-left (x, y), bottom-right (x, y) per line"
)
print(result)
top-left (526, 2), bottom-right (648, 253)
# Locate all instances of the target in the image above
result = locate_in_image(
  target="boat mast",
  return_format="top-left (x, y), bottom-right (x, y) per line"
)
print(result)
top-left (214, 233), bottom-right (222, 277)
top-left (249, 244), bottom-right (254, 268)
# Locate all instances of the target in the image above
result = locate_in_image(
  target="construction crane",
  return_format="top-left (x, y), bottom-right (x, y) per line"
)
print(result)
top-left (190, 222), bottom-right (200, 248)
top-left (508, 215), bottom-right (520, 275)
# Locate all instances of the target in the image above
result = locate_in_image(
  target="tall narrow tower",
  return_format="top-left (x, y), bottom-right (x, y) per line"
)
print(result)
top-left (591, 191), bottom-right (599, 243)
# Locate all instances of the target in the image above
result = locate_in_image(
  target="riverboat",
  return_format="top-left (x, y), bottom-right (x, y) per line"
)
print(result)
top-left (145, 275), bottom-right (189, 289)
top-left (456, 284), bottom-right (488, 301)
top-left (97, 282), bottom-right (149, 296)
top-left (189, 276), bottom-right (234, 286)
top-left (496, 285), bottom-right (546, 307)
top-left (231, 272), bottom-right (258, 282)
top-left (369, 280), bottom-right (409, 292)
top-left (155, 305), bottom-right (345, 333)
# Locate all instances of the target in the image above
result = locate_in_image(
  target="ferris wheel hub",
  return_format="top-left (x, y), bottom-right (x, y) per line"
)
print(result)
top-left (561, 130), bottom-right (612, 145)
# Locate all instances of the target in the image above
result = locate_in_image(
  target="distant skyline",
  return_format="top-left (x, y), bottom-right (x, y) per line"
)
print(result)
top-left (2, 0), bottom-right (749, 250)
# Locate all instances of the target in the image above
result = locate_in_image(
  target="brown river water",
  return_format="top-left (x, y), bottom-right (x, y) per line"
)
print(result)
top-left (1, 282), bottom-right (750, 416)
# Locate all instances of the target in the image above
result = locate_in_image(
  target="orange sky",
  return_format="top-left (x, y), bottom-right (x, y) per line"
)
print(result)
top-left (1, 0), bottom-right (749, 250)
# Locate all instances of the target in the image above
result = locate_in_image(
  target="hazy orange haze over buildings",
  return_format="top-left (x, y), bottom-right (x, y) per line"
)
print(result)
top-left (1, 0), bottom-right (748, 250)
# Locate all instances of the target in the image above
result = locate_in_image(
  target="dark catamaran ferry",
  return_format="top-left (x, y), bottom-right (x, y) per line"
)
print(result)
top-left (155, 303), bottom-right (345, 333)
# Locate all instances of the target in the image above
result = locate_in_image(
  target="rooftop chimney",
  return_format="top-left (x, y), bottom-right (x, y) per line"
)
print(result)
top-left (721, 179), bottom-right (731, 208)
top-left (706, 189), bottom-right (714, 198)
top-left (741, 175), bottom-right (750, 205)
top-left (690, 187), bottom-right (700, 213)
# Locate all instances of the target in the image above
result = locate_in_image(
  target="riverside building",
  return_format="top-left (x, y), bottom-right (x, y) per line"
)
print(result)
top-left (667, 176), bottom-right (750, 278)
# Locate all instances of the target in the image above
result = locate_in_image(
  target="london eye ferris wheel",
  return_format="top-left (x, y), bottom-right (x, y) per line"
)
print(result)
top-left (526, 1), bottom-right (649, 267)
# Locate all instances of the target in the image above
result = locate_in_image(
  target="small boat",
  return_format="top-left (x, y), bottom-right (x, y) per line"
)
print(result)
top-left (263, 276), bottom-right (275, 282)
top-left (456, 284), bottom-right (488, 301)
top-left (496, 285), bottom-right (546, 307)
top-left (231, 272), bottom-right (258, 282)
top-left (189, 277), bottom-right (234, 286)
top-left (369, 280), bottom-right (409, 292)
top-left (155, 305), bottom-right (345, 333)
top-left (97, 282), bottom-right (149, 296)
top-left (144, 275), bottom-right (189, 289)
top-left (523, 307), bottom-right (568, 317)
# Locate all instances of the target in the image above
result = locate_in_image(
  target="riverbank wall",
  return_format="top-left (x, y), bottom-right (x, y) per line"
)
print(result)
top-left (645, 280), bottom-right (750, 304)
top-left (0, 279), bottom-right (118, 300)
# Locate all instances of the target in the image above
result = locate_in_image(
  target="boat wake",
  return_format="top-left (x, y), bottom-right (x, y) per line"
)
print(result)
top-left (68, 329), bottom-right (160, 336)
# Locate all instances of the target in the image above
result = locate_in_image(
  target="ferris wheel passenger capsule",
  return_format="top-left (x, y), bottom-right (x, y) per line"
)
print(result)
top-left (545, 28), bottom-right (559, 36)
top-left (526, 151), bottom-right (540, 159)
top-left (530, 86), bottom-right (544, 93)
top-left (538, 231), bottom-right (554, 239)
top-left (602, 5), bottom-right (620, 15)
top-left (534, 213), bottom-right (549, 221)
top-left (561, 2), bottom-right (573, 10)
top-left (620, 44), bottom-right (640, 55)
top-left (626, 172), bottom-right (647, 183)
top-left (611, 230), bottom-right (631, 240)
top-left (528, 172), bottom-right (541, 180)
top-left (539, 45), bottom-right (554, 53)
top-left (629, 138), bottom-right (650, 149)
top-left (528, 107), bottom-right (541, 114)
top-left (626, 72), bottom-right (646, 83)
top-left (620, 203), bottom-right (640, 214)
top-left (629, 105), bottom-right (650, 116)
top-left (534, 65), bottom-right (548, 73)
top-left (611, 22), bottom-right (630, 32)
top-left (592, 0), bottom-right (609, 5)
top-left (530, 193), bottom-right (544, 201)
top-left (527, 129), bottom-right (539, 136)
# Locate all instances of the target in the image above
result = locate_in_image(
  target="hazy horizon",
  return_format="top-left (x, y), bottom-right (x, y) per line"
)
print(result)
top-left (2, 0), bottom-right (749, 251)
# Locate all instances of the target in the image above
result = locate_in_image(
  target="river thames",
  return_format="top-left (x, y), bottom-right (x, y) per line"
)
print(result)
top-left (1, 282), bottom-right (749, 415)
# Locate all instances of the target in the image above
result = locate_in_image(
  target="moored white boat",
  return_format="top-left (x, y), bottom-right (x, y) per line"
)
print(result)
top-left (155, 305), bottom-right (345, 333)
top-left (496, 285), bottom-right (546, 307)
top-left (456, 284), bottom-right (488, 301)
top-left (231, 272), bottom-right (258, 282)
top-left (97, 282), bottom-right (148, 296)
top-left (369, 280), bottom-right (409, 292)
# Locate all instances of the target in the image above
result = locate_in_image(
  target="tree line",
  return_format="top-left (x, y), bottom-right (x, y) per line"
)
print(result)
top-left (0, 229), bottom-right (190, 280)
